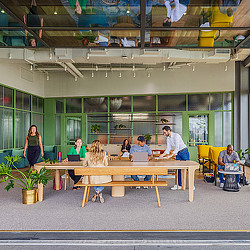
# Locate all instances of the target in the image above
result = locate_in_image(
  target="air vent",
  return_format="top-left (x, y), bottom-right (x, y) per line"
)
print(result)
top-left (208, 49), bottom-right (231, 58)
top-left (140, 48), bottom-right (160, 55)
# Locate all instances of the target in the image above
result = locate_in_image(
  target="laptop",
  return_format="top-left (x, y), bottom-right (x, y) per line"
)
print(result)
top-left (132, 152), bottom-right (148, 162)
top-left (224, 163), bottom-right (240, 172)
top-left (67, 154), bottom-right (80, 162)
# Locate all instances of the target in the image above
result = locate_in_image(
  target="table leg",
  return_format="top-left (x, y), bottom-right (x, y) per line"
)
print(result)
top-left (64, 170), bottom-right (68, 190)
top-left (37, 183), bottom-right (43, 202)
top-left (55, 169), bottom-right (60, 190)
top-left (182, 169), bottom-right (187, 191)
top-left (188, 168), bottom-right (195, 202)
top-left (86, 186), bottom-right (90, 202)
top-left (82, 186), bottom-right (88, 208)
top-left (112, 175), bottom-right (125, 197)
top-left (155, 186), bottom-right (161, 208)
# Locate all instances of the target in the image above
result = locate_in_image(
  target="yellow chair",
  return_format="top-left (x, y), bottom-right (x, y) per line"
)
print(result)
top-left (209, 147), bottom-right (227, 186)
top-left (198, 30), bottom-right (219, 47)
top-left (210, 5), bottom-right (234, 28)
top-left (197, 145), bottom-right (212, 173)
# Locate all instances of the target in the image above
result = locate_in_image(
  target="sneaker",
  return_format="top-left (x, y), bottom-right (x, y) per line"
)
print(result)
top-left (135, 186), bottom-right (140, 189)
top-left (220, 183), bottom-right (224, 188)
top-left (170, 185), bottom-right (182, 190)
top-left (238, 183), bottom-right (241, 188)
top-left (99, 193), bottom-right (104, 203)
top-left (92, 194), bottom-right (97, 202)
top-left (143, 186), bottom-right (149, 189)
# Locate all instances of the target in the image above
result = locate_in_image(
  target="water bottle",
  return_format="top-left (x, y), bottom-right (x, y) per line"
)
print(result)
top-left (58, 151), bottom-right (62, 162)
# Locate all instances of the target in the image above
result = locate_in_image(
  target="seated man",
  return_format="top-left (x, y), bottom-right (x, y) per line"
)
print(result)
top-left (129, 136), bottom-right (153, 189)
top-left (218, 144), bottom-right (240, 188)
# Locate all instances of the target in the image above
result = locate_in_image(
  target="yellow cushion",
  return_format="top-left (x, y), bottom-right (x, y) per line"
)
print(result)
top-left (210, 147), bottom-right (227, 165)
top-left (210, 5), bottom-right (234, 27)
top-left (197, 145), bottom-right (212, 158)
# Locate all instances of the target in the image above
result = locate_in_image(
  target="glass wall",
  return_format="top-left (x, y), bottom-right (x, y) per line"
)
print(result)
top-left (55, 92), bottom-right (233, 146)
top-left (0, 84), bottom-right (44, 150)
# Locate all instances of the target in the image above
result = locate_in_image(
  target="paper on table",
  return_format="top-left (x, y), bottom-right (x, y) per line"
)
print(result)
top-left (155, 157), bottom-right (169, 160)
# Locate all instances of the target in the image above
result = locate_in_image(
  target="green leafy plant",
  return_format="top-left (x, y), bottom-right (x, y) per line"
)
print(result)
top-left (115, 124), bottom-right (126, 129)
top-left (144, 133), bottom-right (152, 141)
top-left (238, 148), bottom-right (250, 161)
top-left (161, 118), bottom-right (168, 123)
top-left (91, 124), bottom-right (101, 133)
top-left (0, 155), bottom-right (54, 191)
top-left (76, 31), bottom-right (97, 45)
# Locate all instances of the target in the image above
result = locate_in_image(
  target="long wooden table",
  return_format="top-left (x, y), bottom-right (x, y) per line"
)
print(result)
top-left (34, 159), bottom-right (199, 203)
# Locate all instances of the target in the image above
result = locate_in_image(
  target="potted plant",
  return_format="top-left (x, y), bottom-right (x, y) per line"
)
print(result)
top-left (76, 31), bottom-right (97, 46)
top-left (144, 133), bottom-right (152, 145)
top-left (115, 124), bottom-right (126, 129)
top-left (91, 124), bottom-right (101, 133)
top-left (238, 148), bottom-right (250, 164)
top-left (0, 155), bottom-right (54, 204)
top-left (161, 118), bottom-right (168, 124)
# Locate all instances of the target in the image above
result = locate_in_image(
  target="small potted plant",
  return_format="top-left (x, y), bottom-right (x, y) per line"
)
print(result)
top-left (76, 31), bottom-right (97, 46)
top-left (161, 118), bottom-right (168, 124)
top-left (0, 155), bottom-right (54, 204)
top-left (238, 148), bottom-right (250, 165)
top-left (91, 124), bottom-right (101, 133)
top-left (144, 133), bottom-right (152, 145)
top-left (115, 124), bottom-right (126, 129)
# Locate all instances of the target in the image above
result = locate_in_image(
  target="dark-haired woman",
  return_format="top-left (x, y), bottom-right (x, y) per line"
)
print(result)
top-left (121, 139), bottom-right (131, 155)
top-left (64, 138), bottom-right (87, 190)
top-left (24, 125), bottom-right (44, 169)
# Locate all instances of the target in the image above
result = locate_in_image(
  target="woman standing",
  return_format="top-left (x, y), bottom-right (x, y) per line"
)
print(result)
top-left (82, 140), bottom-right (111, 203)
top-left (24, 125), bottom-right (44, 169)
top-left (121, 139), bottom-right (131, 155)
top-left (64, 138), bottom-right (87, 190)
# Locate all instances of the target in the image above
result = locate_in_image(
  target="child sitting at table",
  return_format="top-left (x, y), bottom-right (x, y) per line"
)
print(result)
top-left (82, 140), bottom-right (111, 203)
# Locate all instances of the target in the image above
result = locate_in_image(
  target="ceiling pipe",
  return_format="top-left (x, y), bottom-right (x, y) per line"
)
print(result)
top-left (66, 63), bottom-right (84, 78)
top-left (56, 62), bottom-right (82, 79)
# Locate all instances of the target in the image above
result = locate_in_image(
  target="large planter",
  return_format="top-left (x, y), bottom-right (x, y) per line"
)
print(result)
top-left (22, 189), bottom-right (38, 205)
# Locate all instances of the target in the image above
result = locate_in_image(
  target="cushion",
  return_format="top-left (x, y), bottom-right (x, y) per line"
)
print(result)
top-left (44, 146), bottom-right (54, 152)
top-left (12, 149), bottom-right (24, 157)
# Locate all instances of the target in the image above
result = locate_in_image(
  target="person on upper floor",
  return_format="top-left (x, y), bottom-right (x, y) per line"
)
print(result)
top-left (218, 144), bottom-right (241, 188)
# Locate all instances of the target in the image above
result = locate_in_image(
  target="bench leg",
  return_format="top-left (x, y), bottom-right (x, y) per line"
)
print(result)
top-left (64, 170), bottom-right (68, 190)
top-left (86, 186), bottom-right (90, 203)
top-left (82, 186), bottom-right (88, 208)
top-left (155, 186), bottom-right (161, 208)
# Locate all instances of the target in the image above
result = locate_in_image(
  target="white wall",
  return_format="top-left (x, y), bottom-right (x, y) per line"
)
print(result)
top-left (0, 62), bottom-right (45, 96)
top-left (44, 62), bottom-right (235, 97)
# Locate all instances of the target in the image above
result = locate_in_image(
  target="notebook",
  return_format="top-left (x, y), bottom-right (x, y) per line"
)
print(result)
top-left (224, 163), bottom-right (240, 172)
top-left (132, 152), bottom-right (148, 162)
top-left (67, 154), bottom-right (80, 162)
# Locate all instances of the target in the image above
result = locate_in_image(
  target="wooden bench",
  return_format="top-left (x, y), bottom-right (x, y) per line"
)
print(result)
top-left (74, 168), bottom-right (168, 208)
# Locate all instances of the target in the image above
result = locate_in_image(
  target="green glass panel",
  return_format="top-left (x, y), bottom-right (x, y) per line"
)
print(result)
top-left (84, 97), bottom-right (107, 113)
top-left (0, 108), bottom-right (3, 150)
top-left (56, 99), bottom-right (64, 113)
top-left (16, 91), bottom-right (23, 109)
top-left (0, 86), bottom-right (3, 106)
top-left (188, 94), bottom-right (209, 111)
top-left (33, 96), bottom-right (38, 112)
top-left (55, 115), bottom-right (61, 145)
top-left (66, 98), bottom-right (82, 113)
top-left (38, 98), bottom-right (44, 113)
top-left (4, 87), bottom-right (13, 107)
top-left (33, 113), bottom-right (44, 139)
top-left (210, 93), bottom-right (223, 110)
top-left (158, 95), bottom-right (186, 111)
top-left (224, 93), bottom-right (232, 110)
top-left (23, 93), bottom-right (30, 111)
top-left (110, 97), bottom-right (131, 112)
top-left (224, 111), bottom-right (232, 146)
top-left (4, 108), bottom-right (13, 148)
top-left (133, 96), bottom-right (156, 112)
top-left (214, 112), bottom-right (223, 146)
top-left (66, 117), bottom-right (81, 145)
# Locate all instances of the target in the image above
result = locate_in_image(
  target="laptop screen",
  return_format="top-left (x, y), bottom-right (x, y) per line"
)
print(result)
top-left (67, 154), bottom-right (80, 162)
top-left (132, 152), bottom-right (148, 162)
top-left (224, 163), bottom-right (240, 172)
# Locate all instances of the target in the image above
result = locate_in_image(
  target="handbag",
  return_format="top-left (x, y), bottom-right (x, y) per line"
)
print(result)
top-left (204, 172), bottom-right (215, 183)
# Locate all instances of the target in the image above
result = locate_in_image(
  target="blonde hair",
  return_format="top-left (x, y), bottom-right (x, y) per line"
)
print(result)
top-left (88, 140), bottom-right (106, 165)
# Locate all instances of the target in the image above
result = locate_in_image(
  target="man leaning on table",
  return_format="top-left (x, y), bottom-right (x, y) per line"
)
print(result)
top-left (218, 144), bottom-right (241, 188)
top-left (160, 126), bottom-right (190, 190)
top-left (129, 136), bottom-right (153, 189)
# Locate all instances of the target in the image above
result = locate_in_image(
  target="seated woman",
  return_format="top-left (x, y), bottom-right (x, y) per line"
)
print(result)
top-left (121, 139), bottom-right (131, 156)
top-left (64, 138), bottom-right (87, 190)
top-left (82, 140), bottom-right (111, 203)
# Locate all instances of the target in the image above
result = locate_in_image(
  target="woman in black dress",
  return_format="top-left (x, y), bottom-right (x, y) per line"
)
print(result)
top-left (24, 125), bottom-right (44, 169)
top-left (121, 139), bottom-right (131, 155)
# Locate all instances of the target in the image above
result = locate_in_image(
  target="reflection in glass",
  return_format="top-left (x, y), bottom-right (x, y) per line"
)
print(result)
top-left (0, 108), bottom-right (3, 149)
top-left (4, 87), bottom-right (13, 107)
top-left (4, 108), bottom-right (13, 149)
top-left (33, 96), bottom-right (37, 112)
top-left (33, 113), bottom-right (44, 139)
top-left (189, 115), bottom-right (208, 147)
top-left (55, 115), bottom-right (61, 145)
top-left (38, 98), bottom-right (44, 113)
top-left (23, 93), bottom-right (30, 110)
top-left (66, 117), bottom-right (81, 145)
top-left (16, 91), bottom-right (22, 109)
top-left (15, 111), bottom-right (30, 148)
top-left (66, 98), bottom-right (82, 113)
top-left (110, 97), bottom-right (131, 112)
top-left (158, 95), bottom-right (186, 111)
top-left (224, 93), bottom-right (232, 110)
top-left (210, 93), bottom-right (223, 110)
top-left (133, 96), bottom-right (156, 111)
top-left (215, 112), bottom-right (222, 146)
top-left (188, 94), bottom-right (209, 111)
top-left (0, 86), bottom-right (3, 106)
top-left (56, 99), bottom-right (64, 113)
top-left (224, 111), bottom-right (232, 146)
top-left (84, 97), bottom-right (107, 113)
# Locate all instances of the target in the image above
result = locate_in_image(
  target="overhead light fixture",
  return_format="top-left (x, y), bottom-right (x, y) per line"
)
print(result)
top-left (105, 71), bottom-right (108, 78)
top-left (46, 73), bottom-right (49, 81)
top-left (91, 71), bottom-right (94, 78)
top-left (54, 6), bottom-right (57, 15)
top-left (192, 65), bottom-right (195, 72)
top-left (86, 53), bottom-right (90, 60)
top-left (49, 49), bottom-right (53, 60)
top-left (133, 72), bottom-right (136, 78)
top-left (225, 65), bottom-right (228, 71)
top-left (119, 72), bottom-right (122, 78)
top-left (95, 65), bottom-right (98, 71)
top-left (8, 53), bottom-right (12, 59)
top-left (167, 53), bottom-right (170, 60)
top-left (147, 72), bottom-right (151, 78)
top-left (75, 76), bottom-right (78, 81)
top-left (132, 65), bottom-right (135, 71)
top-left (30, 64), bottom-right (33, 71)
top-left (131, 54), bottom-right (134, 60)
top-left (163, 64), bottom-right (166, 71)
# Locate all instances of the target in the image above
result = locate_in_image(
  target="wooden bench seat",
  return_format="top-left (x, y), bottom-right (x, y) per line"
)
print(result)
top-left (74, 180), bottom-right (168, 208)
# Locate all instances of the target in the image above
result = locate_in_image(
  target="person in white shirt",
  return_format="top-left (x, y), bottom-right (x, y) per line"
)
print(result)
top-left (163, 0), bottom-right (190, 27)
top-left (160, 126), bottom-right (190, 190)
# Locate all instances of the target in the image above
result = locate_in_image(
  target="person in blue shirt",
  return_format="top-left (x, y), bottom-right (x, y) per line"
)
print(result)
top-left (129, 136), bottom-right (153, 188)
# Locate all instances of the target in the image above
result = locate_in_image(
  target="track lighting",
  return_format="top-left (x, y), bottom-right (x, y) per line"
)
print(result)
top-left (147, 72), bottom-right (151, 78)
top-left (86, 53), bottom-right (90, 60)
top-left (105, 71), bottom-right (108, 78)
top-left (225, 65), bottom-right (228, 71)
top-left (96, 65), bottom-right (98, 71)
top-left (9, 53), bottom-right (12, 59)
top-left (91, 71), bottom-right (94, 78)
top-left (131, 54), bottom-right (134, 59)
top-left (163, 64), bottom-right (166, 71)
top-left (30, 64), bottom-right (33, 71)
top-left (132, 65), bottom-right (135, 71)
top-left (133, 72), bottom-right (136, 78)
top-left (46, 73), bottom-right (49, 81)
top-left (119, 72), bottom-right (122, 78)
top-left (192, 65), bottom-right (195, 72)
